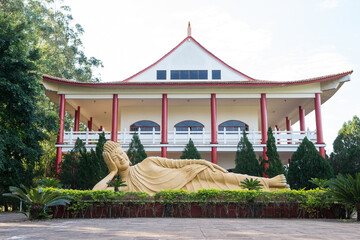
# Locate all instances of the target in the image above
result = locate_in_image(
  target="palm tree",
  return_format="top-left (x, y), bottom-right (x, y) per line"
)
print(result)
top-left (3, 185), bottom-right (72, 219)
top-left (328, 173), bottom-right (360, 221)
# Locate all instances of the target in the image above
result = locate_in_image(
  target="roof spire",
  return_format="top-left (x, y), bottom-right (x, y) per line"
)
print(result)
top-left (187, 21), bottom-right (191, 37)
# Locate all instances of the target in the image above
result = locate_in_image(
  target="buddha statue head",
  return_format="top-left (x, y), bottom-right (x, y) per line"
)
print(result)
top-left (103, 141), bottom-right (131, 171)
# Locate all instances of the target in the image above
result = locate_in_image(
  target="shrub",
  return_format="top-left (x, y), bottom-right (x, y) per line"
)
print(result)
top-left (264, 127), bottom-right (284, 177)
top-left (328, 173), bottom-right (360, 221)
top-left (180, 139), bottom-right (202, 159)
top-left (59, 133), bottom-right (108, 189)
top-left (287, 137), bottom-right (334, 190)
top-left (127, 133), bottom-right (147, 165)
top-left (234, 131), bottom-right (261, 176)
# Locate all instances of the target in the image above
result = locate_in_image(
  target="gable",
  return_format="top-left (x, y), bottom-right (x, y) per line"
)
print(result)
top-left (125, 37), bottom-right (252, 82)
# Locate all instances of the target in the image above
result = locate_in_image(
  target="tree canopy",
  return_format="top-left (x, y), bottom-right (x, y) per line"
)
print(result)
top-left (0, 0), bottom-right (103, 209)
top-left (329, 116), bottom-right (360, 177)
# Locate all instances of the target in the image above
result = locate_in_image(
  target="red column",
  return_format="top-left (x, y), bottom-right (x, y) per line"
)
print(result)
top-left (315, 93), bottom-right (325, 158)
top-left (260, 93), bottom-right (269, 176)
top-left (275, 125), bottom-right (280, 145)
top-left (74, 106), bottom-right (80, 131)
top-left (286, 117), bottom-right (291, 144)
top-left (56, 94), bottom-right (66, 175)
top-left (161, 94), bottom-right (168, 157)
top-left (299, 106), bottom-right (305, 132)
top-left (210, 94), bottom-right (218, 144)
top-left (87, 117), bottom-right (93, 131)
top-left (211, 94), bottom-right (218, 163)
top-left (111, 94), bottom-right (118, 142)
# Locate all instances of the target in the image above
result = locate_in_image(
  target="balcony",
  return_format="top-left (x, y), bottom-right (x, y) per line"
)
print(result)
top-left (56, 128), bottom-right (323, 152)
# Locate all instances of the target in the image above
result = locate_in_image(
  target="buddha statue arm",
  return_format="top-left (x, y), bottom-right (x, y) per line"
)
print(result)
top-left (149, 157), bottom-right (228, 173)
top-left (93, 152), bottom-right (118, 190)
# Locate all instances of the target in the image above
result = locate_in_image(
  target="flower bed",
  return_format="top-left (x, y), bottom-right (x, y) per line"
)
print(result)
top-left (45, 188), bottom-right (346, 219)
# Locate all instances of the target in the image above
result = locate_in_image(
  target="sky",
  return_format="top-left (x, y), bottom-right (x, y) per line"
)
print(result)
top-left (62, 0), bottom-right (360, 153)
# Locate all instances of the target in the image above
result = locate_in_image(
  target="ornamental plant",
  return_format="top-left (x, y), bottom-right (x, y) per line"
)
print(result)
top-left (127, 133), bottom-right (147, 165)
top-left (234, 131), bottom-right (261, 176)
top-left (180, 139), bottom-right (202, 159)
top-left (287, 137), bottom-right (334, 190)
top-left (107, 175), bottom-right (127, 192)
top-left (3, 185), bottom-right (72, 219)
top-left (264, 127), bottom-right (284, 177)
top-left (328, 173), bottom-right (360, 221)
top-left (240, 178), bottom-right (263, 191)
top-left (37, 177), bottom-right (62, 188)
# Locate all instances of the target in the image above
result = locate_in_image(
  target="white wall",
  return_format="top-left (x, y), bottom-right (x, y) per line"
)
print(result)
top-left (129, 39), bottom-right (249, 82)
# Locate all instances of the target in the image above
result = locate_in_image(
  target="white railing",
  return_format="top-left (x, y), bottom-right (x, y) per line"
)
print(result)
top-left (61, 128), bottom-right (317, 146)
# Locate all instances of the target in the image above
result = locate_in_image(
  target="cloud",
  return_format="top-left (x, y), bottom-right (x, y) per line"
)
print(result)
top-left (320, 0), bottom-right (339, 9)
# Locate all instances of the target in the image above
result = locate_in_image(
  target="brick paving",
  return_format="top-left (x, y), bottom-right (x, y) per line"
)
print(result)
top-left (0, 213), bottom-right (359, 239)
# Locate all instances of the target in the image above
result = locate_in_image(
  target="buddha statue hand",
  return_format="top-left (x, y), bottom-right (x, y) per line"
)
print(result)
top-left (103, 152), bottom-right (118, 174)
top-left (196, 159), bottom-right (228, 173)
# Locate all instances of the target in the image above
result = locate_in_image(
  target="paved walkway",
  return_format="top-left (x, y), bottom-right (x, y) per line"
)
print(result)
top-left (0, 213), bottom-right (359, 239)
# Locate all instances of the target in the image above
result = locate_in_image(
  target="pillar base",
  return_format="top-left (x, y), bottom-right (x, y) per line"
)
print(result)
top-left (56, 147), bottom-right (63, 177)
top-left (262, 147), bottom-right (269, 178)
top-left (211, 147), bottom-right (217, 164)
top-left (319, 147), bottom-right (325, 158)
top-left (161, 146), bottom-right (167, 158)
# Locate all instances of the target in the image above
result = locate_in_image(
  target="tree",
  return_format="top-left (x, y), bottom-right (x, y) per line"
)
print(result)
top-left (0, 0), bottom-right (56, 209)
top-left (233, 131), bottom-right (261, 176)
top-left (180, 139), bottom-right (202, 159)
top-left (264, 127), bottom-right (284, 178)
top-left (59, 133), bottom-right (108, 189)
top-left (329, 116), bottom-right (360, 177)
top-left (287, 137), bottom-right (334, 190)
top-left (127, 134), bottom-right (148, 165)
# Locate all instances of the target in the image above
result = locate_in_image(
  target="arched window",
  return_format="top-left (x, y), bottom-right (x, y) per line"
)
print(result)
top-left (130, 120), bottom-right (160, 132)
top-left (175, 120), bottom-right (204, 132)
top-left (218, 120), bottom-right (249, 132)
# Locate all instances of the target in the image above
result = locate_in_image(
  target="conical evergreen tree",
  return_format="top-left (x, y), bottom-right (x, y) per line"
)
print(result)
top-left (288, 137), bottom-right (334, 190)
top-left (264, 127), bottom-right (284, 177)
top-left (234, 131), bottom-right (261, 176)
top-left (127, 133), bottom-right (147, 165)
top-left (180, 139), bottom-right (202, 159)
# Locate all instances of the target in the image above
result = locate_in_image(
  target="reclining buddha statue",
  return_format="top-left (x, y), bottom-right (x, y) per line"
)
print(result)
top-left (93, 141), bottom-right (288, 194)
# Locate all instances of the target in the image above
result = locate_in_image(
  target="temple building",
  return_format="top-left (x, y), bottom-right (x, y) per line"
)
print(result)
top-left (42, 23), bottom-right (352, 173)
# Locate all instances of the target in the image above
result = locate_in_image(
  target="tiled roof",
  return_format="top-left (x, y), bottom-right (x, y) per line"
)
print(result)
top-left (42, 70), bottom-right (353, 88)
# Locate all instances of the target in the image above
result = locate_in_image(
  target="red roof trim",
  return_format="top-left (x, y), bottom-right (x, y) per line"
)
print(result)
top-left (122, 36), bottom-right (254, 82)
top-left (42, 71), bottom-right (353, 88)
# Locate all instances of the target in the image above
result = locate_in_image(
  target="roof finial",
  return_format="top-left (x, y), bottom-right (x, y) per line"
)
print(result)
top-left (187, 21), bottom-right (191, 37)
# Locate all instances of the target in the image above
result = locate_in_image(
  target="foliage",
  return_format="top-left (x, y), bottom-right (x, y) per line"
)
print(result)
top-left (287, 137), bottom-right (334, 190)
top-left (37, 177), bottom-right (62, 188)
top-left (328, 173), bottom-right (360, 221)
top-left (3, 185), bottom-right (71, 219)
top-left (240, 178), bottom-right (263, 191)
top-left (107, 175), bottom-right (127, 192)
top-left (233, 131), bottom-right (261, 176)
top-left (308, 178), bottom-right (329, 190)
top-left (0, 0), bottom-right (58, 209)
top-left (264, 127), bottom-right (284, 177)
top-left (329, 116), bottom-right (360, 177)
top-left (127, 134), bottom-right (147, 165)
top-left (180, 139), bottom-right (202, 159)
top-left (42, 188), bottom-right (345, 219)
top-left (59, 133), bottom-right (108, 189)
